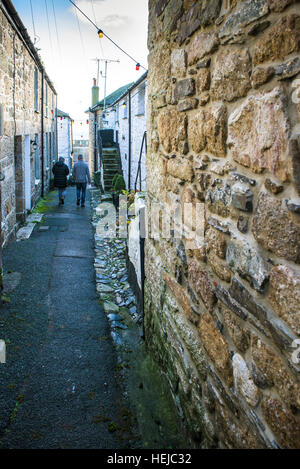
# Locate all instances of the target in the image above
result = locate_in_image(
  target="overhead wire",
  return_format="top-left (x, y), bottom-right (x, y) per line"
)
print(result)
top-left (29, 0), bottom-right (39, 45)
top-left (90, 0), bottom-right (98, 24)
top-left (51, 0), bottom-right (63, 66)
top-left (69, 0), bottom-right (146, 70)
top-left (44, 0), bottom-right (54, 63)
top-left (90, 0), bottom-right (105, 59)
top-left (74, 5), bottom-right (87, 59)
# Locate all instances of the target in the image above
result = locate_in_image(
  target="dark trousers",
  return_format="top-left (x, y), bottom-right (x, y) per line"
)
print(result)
top-left (76, 183), bottom-right (87, 205)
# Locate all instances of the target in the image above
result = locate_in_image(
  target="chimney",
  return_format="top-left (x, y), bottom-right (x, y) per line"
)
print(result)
top-left (92, 78), bottom-right (99, 107)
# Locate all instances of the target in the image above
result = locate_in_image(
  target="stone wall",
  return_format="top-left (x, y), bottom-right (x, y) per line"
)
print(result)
top-left (0, 3), bottom-right (56, 246)
top-left (145, 0), bottom-right (300, 448)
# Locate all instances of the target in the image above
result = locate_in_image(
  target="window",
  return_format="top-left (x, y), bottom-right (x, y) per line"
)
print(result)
top-left (52, 132), bottom-right (56, 161)
top-left (45, 84), bottom-right (48, 117)
top-left (45, 133), bottom-right (49, 168)
top-left (34, 67), bottom-right (39, 112)
top-left (123, 99), bottom-right (128, 119)
top-left (137, 85), bottom-right (146, 116)
top-left (34, 134), bottom-right (39, 179)
top-left (52, 94), bottom-right (55, 119)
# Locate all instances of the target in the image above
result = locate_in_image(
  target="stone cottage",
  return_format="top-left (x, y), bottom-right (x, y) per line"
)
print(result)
top-left (0, 0), bottom-right (57, 251)
top-left (88, 73), bottom-right (147, 191)
top-left (145, 0), bottom-right (300, 449)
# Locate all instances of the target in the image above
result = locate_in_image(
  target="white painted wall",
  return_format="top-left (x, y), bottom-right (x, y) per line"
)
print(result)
top-left (57, 117), bottom-right (72, 169)
top-left (127, 194), bottom-right (146, 290)
top-left (101, 78), bottom-right (147, 191)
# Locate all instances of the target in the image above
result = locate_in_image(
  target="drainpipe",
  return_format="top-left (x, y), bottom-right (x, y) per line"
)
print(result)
top-left (55, 94), bottom-right (58, 161)
top-left (0, 171), bottom-right (5, 298)
top-left (41, 69), bottom-right (45, 198)
top-left (128, 90), bottom-right (132, 190)
top-left (94, 112), bottom-right (97, 173)
top-left (70, 117), bottom-right (74, 167)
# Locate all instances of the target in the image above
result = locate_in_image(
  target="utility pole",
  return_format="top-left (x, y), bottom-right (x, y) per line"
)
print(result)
top-left (91, 58), bottom-right (101, 86)
top-left (99, 58), bottom-right (120, 111)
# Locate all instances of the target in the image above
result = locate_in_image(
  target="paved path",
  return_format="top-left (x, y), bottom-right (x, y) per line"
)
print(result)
top-left (0, 188), bottom-right (130, 449)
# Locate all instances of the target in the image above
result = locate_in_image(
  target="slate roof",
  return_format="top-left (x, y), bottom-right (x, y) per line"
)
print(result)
top-left (57, 109), bottom-right (72, 119)
top-left (88, 82), bottom-right (134, 112)
top-left (87, 71), bottom-right (148, 113)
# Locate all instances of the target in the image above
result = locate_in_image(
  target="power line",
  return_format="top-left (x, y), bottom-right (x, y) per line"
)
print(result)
top-left (44, 0), bottom-right (54, 61)
top-left (74, 5), bottom-right (86, 59)
top-left (90, 0), bottom-right (98, 24)
top-left (69, 0), bottom-right (146, 70)
top-left (29, 0), bottom-right (39, 45)
top-left (51, 0), bottom-right (62, 65)
top-left (90, 0), bottom-right (105, 59)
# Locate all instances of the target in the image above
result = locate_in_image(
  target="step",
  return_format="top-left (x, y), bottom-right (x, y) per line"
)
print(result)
top-left (104, 170), bottom-right (120, 176)
top-left (103, 170), bottom-right (120, 175)
top-left (103, 163), bottom-right (120, 168)
top-left (103, 157), bottom-right (119, 162)
top-left (103, 158), bottom-right (119, 162)
top-left (102, 151), bottom-right (119, 156)
top-left (102, 152), bottom-right (119, 158)
top-left (102, 147), bottom-right (118, 153)
top-left (103, 159), bottom-right (119, 164)
top-left (103, 162), bottom-right (120, 168)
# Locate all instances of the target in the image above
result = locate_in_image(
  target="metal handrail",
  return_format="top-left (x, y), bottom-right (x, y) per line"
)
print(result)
top-left (134, 131), bottom-right (147, 192)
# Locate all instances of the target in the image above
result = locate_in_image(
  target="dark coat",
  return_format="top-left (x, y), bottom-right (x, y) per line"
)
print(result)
top-left (52, 162), bottom-right (69, 188)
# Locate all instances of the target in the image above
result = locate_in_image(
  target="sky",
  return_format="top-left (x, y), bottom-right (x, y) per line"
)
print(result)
top-left (12, 0), bottom-right (149, 139)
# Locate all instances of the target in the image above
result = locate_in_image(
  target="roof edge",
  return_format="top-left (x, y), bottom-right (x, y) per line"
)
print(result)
top-left (86, 71), bottom-right (148, 114)
top-left (1, 0), bottom-right (57, 94)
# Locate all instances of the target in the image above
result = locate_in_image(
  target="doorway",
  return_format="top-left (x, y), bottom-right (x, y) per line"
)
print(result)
top-left (14, 136), bottom-right (25, 223)
top-left (24, 135), bottom-right (31, 211)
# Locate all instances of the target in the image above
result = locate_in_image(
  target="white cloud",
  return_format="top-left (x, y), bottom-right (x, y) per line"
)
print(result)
top-left (71, 0), bottom-right (137, 30)
top-left (101, 14), bottom-right (129, 28)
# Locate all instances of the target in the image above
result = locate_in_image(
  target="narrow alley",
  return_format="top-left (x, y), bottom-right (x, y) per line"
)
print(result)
top-left (1, 0), bottom-right (300, 452)
top-left (0, 187), bottom-right (186, 450)
top-left (0, 188), bottom-right (131, 448)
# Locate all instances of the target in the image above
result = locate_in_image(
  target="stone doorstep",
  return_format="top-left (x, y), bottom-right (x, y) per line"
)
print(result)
top-left (16, 223), bottom-right (36, 241)
top-left (26, 213), bottom-right (44, 223)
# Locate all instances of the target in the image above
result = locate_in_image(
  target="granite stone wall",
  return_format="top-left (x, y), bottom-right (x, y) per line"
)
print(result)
top-left (0, 5), bottom-right (56, 246)
top-left (145, 0), bottom-right (300, 448)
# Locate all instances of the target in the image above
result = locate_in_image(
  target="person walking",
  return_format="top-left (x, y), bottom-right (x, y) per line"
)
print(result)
top-left (72, 155), bottom-right (91, 207)
top-left (52, 157), bottom-right (69, 205)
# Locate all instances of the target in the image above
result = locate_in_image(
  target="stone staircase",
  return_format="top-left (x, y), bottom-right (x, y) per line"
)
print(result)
top-left (102, 146), bottom-right (122, 192)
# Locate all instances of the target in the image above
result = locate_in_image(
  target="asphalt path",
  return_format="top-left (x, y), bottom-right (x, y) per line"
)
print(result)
top-left (0, 188), bottom-right (129, 449)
